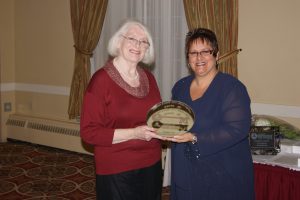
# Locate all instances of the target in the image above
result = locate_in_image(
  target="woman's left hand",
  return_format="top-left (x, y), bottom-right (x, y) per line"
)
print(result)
top-left (165, 132), bottom-right (195, 143)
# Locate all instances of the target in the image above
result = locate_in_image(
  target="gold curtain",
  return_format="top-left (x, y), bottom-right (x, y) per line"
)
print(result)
top-left (183, 0), bottom-right (239, 77)
top-left (68, 0), bottom-right (108, 119)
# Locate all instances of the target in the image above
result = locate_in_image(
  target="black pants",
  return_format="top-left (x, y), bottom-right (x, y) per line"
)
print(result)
top-left (96, 161), bottom-right (162, 200)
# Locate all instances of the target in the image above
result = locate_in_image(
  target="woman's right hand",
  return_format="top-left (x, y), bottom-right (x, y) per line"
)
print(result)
top-left (113, 126), bottom-right (166, 144)
top-left (133, 125), bottom-right (165, 141)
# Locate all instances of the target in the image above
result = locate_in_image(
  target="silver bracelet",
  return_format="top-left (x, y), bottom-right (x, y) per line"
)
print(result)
top-left (191, 135), bottom-right (197, 144)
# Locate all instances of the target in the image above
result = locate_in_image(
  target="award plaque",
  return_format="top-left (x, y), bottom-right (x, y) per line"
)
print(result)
top-left (249, 126), bottom-right (281, 155)
top-left (147, 100), bottom-right (195, 137)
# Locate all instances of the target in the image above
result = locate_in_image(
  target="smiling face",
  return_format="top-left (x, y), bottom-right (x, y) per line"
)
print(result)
top-left (188, 39), bottom-right (219, 78)
top-left (118, 25), bottom-right (149, 64)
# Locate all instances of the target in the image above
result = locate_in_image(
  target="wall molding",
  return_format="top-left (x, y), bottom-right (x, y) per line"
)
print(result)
top-left (1, 83), bottom-right (69, 95)
top-left (1, 83), bottom-right (300, 119)
top-left (251, 103), bottom-right (300, 119)
top-left (0, 83), bottom-right (15, 92)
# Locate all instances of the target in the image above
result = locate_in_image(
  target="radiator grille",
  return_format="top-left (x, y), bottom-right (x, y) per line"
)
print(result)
top-left (27, 122), bottom-right (80, 136)
top-left (6, 119), bottom-right (26, 127)
top-left (6, 115), bottom-right (80, 137)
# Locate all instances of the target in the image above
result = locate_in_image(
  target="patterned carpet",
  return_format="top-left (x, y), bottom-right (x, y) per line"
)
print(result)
top-left (0, 139), bottom-right (170, 200)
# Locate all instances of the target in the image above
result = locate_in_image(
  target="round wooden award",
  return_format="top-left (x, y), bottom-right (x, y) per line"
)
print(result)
top-left (146, 100), bottom-right (195, 137)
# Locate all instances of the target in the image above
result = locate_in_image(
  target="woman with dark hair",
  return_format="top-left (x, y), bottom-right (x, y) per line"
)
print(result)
top-left (167, 28), bottom-right (255, 200)
top-left (80, 20), bottom-right (163, 200)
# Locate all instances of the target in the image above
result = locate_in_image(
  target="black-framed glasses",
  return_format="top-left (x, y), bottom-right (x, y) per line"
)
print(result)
top-left (188, 50), bottom-right (213, 58)
top-left (121, 35), bottom-right (150, 49)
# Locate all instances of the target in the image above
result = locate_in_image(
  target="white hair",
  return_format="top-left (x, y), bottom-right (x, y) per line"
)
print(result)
top-left (107, 19), bottom-right (154, 65)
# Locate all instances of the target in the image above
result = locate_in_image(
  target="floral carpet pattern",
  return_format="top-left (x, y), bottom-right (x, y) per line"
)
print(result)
top-left (0, 139), bottom-right (170, 200)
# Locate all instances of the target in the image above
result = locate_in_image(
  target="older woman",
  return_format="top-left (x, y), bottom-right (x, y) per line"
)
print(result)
top-left (168, 28), bottom-right (255, 200)
top-left (80, 20), bottom-right (163, 200)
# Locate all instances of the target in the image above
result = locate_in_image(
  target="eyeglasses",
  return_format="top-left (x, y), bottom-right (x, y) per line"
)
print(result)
top-left (188, 50), bottom-right (213, 58)
top-left (121, 35), bottom-right (150, 49)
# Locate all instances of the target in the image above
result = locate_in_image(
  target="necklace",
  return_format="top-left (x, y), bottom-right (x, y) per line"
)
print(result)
top-left (113, 59), bottom-right (139, 80)
top-left (119, 70), bottom-right (139, 80)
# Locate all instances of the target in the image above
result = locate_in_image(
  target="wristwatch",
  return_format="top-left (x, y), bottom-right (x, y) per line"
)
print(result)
top-left (191, 134), bottom-right (197, 144)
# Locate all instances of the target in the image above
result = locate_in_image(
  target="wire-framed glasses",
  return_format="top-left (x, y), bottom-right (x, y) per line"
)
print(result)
top-left (121, 35), bottom-right (150, 49)
top-left (188, 50), bottom-right (213, 58)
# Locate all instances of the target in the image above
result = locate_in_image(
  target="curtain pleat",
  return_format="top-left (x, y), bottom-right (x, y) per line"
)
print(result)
top-left (183, 0), bottom-right (239, 77)
top-left (68, 0), bottom-right (108, 119)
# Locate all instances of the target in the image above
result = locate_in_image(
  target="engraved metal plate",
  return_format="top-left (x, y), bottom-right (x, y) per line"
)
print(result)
top-left (147, 100), bottom-right (195, 137)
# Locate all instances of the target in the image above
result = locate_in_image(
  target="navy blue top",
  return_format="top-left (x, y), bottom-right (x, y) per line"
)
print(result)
top-left (170, 72), bottom-right (255, 200)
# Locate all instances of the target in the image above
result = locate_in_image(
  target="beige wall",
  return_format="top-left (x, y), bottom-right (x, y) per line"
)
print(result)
top-left (0, 0), bottom-right (74, 142)
top-left (13, 0), bottom-right (73, 120)
top-left (239, 0), bottom-right (300, 128)
top-left (0, 0), bottom-right (15, 82)
top-left (15, 0), bottom-right (73, 86)
top-left (0, 0), bottom-right (300, 142)
top-left (0, 0), bottom-right (16, 141)
top-left (239, 0), bottom-right (300, 105)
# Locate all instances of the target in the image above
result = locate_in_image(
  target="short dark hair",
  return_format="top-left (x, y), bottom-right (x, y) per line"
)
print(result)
top-left (185, 28), bottom-right (219, 60)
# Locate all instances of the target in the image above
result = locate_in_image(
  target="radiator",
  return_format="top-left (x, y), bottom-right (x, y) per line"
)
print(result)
top-left (6, 114), bottom-right (93, 154)
top-left (6, 114), bottom-right (169, 169)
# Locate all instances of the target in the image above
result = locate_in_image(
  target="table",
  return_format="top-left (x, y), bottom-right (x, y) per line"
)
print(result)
top-left (253, 151), bottom-right (300, 200)
top-left (254, 162), bottom-right (300, 200)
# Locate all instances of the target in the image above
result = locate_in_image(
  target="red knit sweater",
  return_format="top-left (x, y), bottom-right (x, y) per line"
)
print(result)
top-left (80, 61), bottom-right (162, 175)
